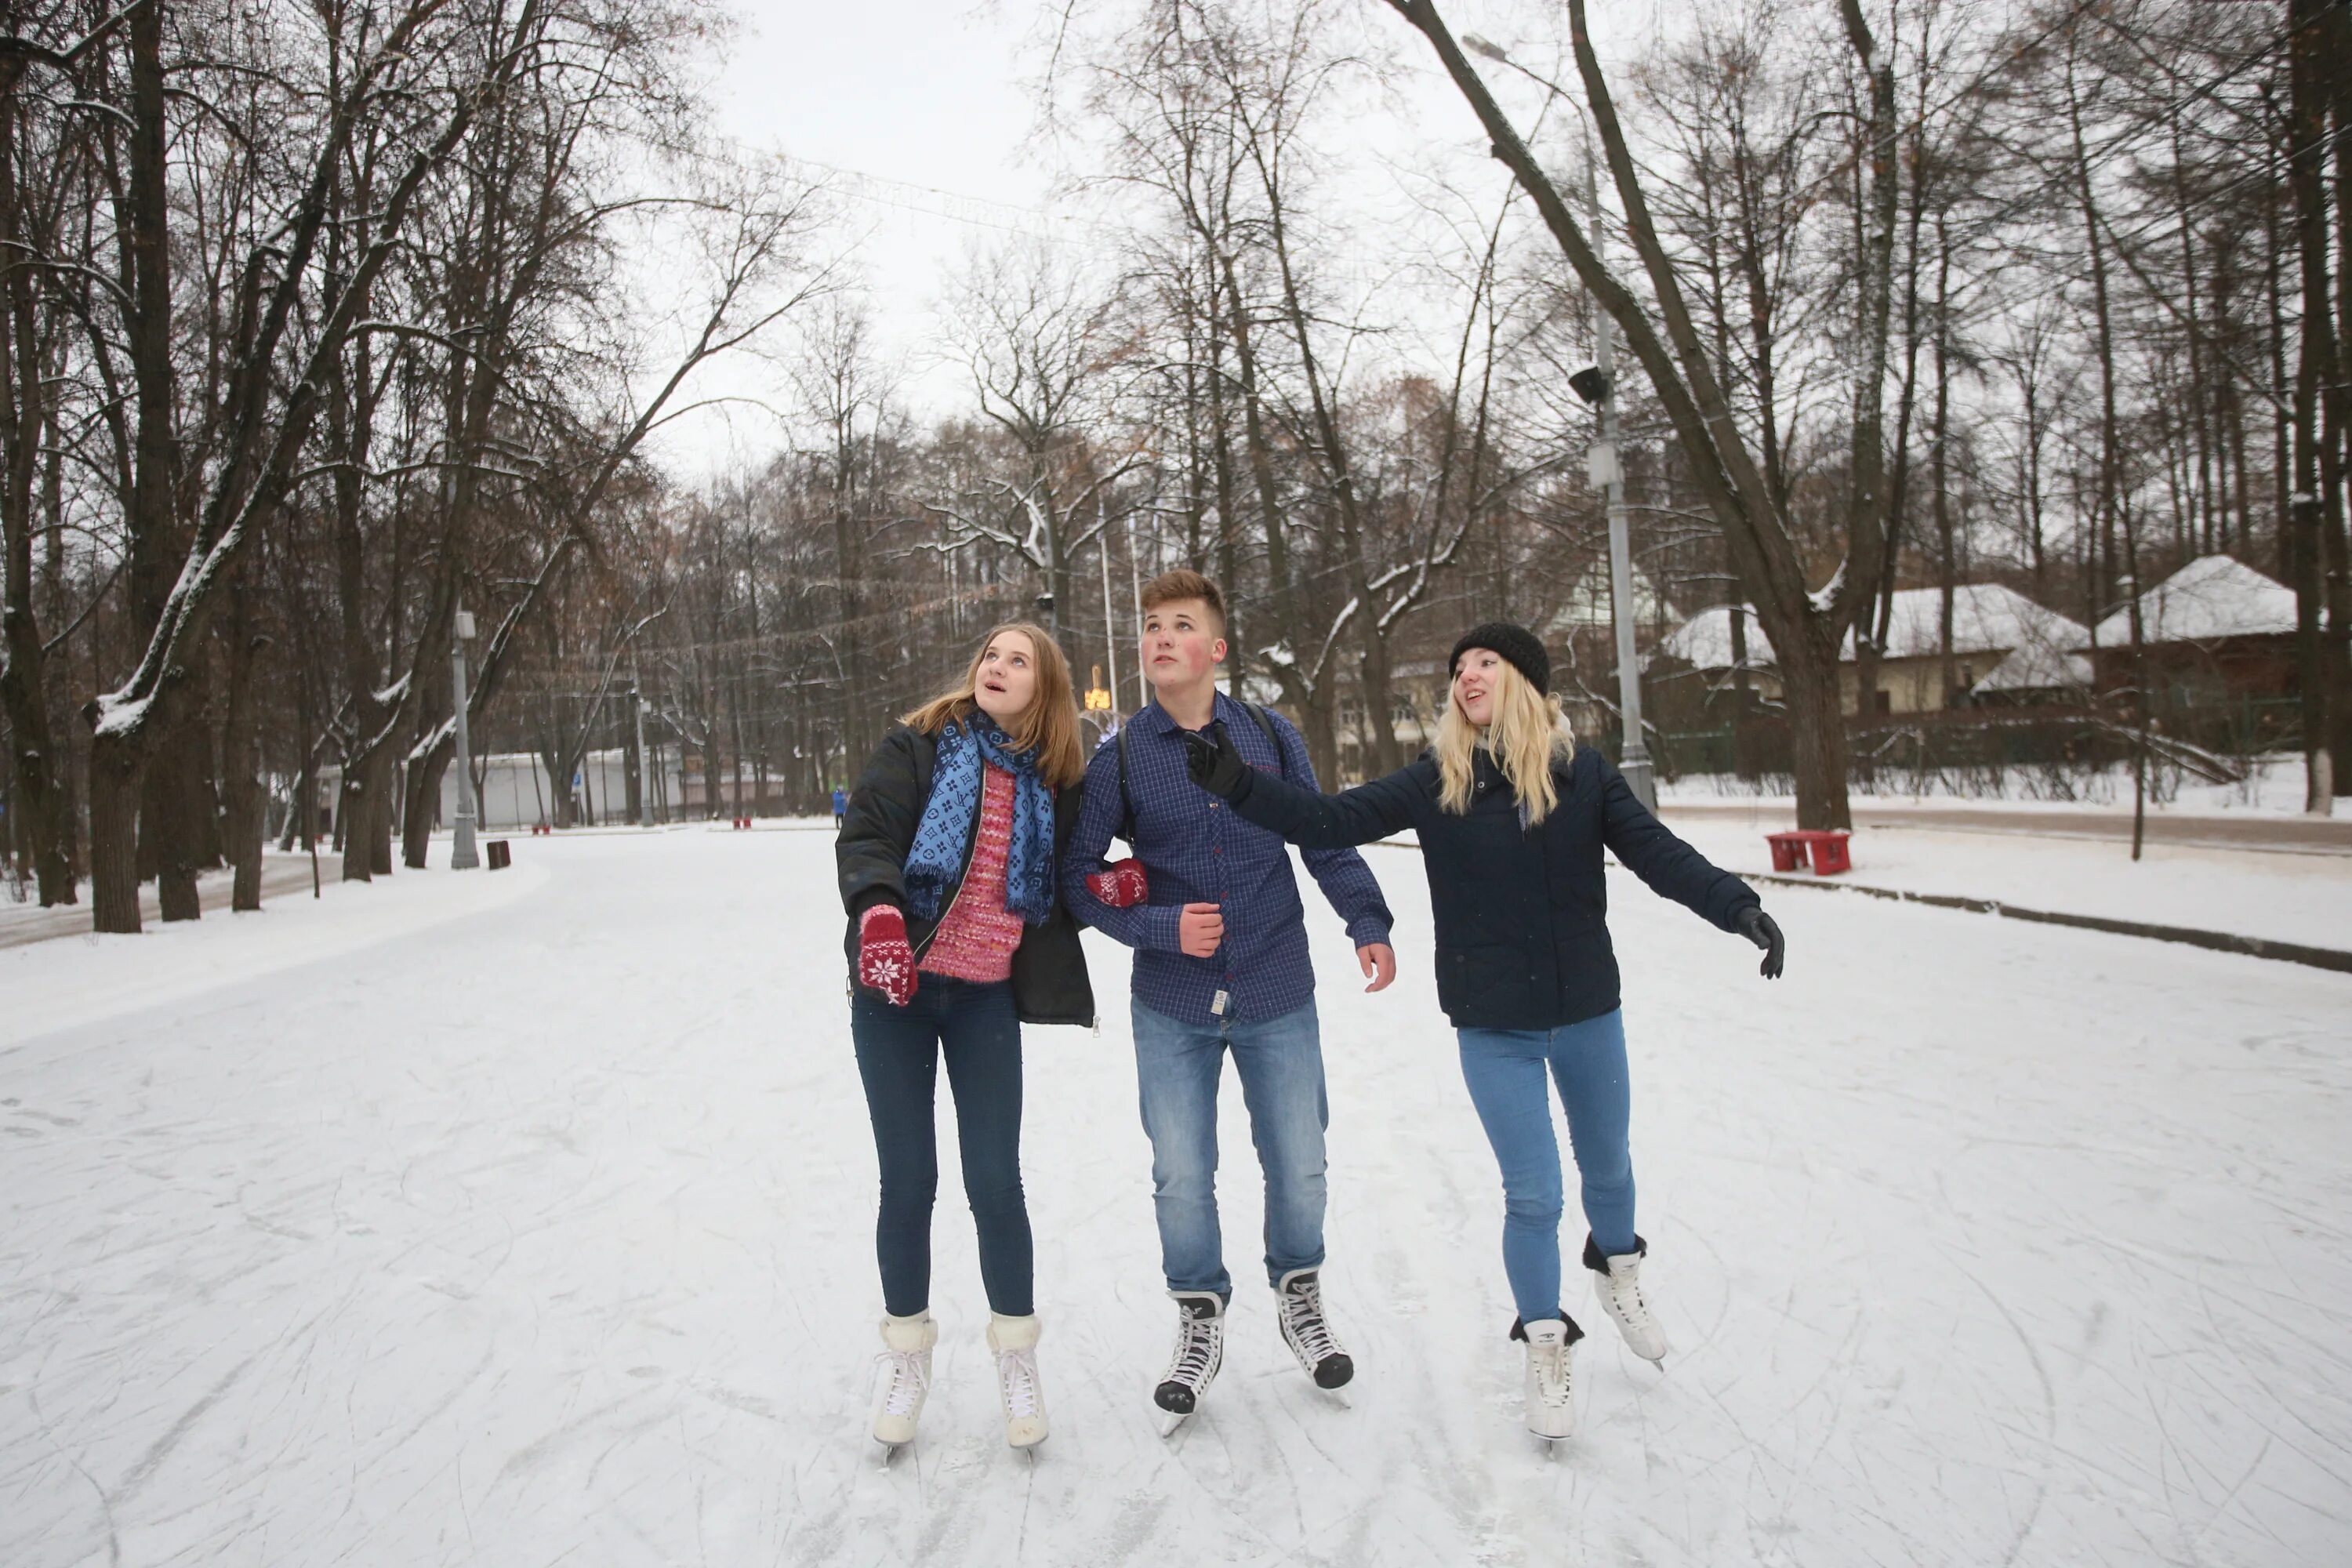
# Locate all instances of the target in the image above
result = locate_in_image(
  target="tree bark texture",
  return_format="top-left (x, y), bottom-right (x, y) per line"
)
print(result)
top-left (0, 59), bottom-right (72, 904)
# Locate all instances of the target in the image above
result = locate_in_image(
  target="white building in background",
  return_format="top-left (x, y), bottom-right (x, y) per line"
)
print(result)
top-left (1541, 557), bottom-right (1676, 638)
top-left (1661, 583), bottom-right (2092, 713)
top-left (437, 749), bottom-right (685, 831)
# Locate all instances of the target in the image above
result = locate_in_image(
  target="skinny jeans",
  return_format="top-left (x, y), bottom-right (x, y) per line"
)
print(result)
top-left (850, 977), bottom-right (1033, 1317)
top-left (1454, 1008), bottom-right (1637, 1324)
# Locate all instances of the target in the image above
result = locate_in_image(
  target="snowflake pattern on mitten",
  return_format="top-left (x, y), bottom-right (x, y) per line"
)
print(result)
top-left (858, 905), bottom-right (918, 1006)
top-left (1087, 857), bottom-right (1149, 909)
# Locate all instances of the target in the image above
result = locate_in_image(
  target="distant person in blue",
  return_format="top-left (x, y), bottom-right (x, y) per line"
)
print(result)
top-left (1178, 621), bottom-right (1785, 1443)
top-left (1061, 569), bottom-right (1395, 1424)
top-left (832, 786), bottom-right (848, 828)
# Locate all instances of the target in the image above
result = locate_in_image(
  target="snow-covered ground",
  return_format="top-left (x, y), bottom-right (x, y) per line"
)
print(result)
top-left (4, 830), bottom-right (2350, 1566)
top-left (1657, 811), bottom-right (2352, 950)
top-left (1661, 752), bottom-right (2312, 815)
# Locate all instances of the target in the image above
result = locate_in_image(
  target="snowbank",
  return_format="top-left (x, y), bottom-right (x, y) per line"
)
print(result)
top-left (0, 856), bottom-right (546, 1042)
top-left (1661, 752), bottom-right (2314, 815)
top-left (1660, 811), bottom-right (2350, 950)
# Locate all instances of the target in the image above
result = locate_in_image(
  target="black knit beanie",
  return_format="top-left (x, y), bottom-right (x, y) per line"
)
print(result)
top-left (1450, 622), bottom-right (1550, 694)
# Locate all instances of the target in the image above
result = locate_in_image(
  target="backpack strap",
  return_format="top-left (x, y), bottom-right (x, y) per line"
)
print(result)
top-left (1116, 726), bottom-right (1136, 845)
top-left (1238, 701), bottom-right (1287, 781)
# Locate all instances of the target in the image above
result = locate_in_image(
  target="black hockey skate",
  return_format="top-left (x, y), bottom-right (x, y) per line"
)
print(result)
top-left (1156, 1292), bottom-right (1225, 1420)
top-left (1275, 1268), bottom-right (1354, 1391)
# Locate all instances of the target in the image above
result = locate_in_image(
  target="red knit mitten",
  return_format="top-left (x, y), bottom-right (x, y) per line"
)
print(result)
top-left (858, 904), bottom-right (918, 1006)
top-left (1087, 857), bottom-right (1149, 909)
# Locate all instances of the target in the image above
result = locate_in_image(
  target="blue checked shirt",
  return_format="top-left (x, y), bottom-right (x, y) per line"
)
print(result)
top-left (1062, 692), bottom-right (1394, 1026)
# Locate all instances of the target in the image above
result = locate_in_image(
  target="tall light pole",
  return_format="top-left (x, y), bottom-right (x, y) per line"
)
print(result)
top-left (1127, 511), bottom-right (1146, 712)
top-left (630, 654), bottom-right (651, 826)
top-left (1098, 499), bottom-right (1122, 728)
top-left (448, 606), bottom-right (481, 869)
top-left (1465, 36), bottom-right (1656, 808)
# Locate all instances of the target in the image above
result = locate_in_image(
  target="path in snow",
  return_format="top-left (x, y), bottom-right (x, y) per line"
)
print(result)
top-left (1657, 796), bottom-right (2352, 856)
top-left (1659, 813), bottom-right (2352, 953)
top-left (2, 830), bottom-right (2347, 1566)
top-left (0, 852), bottom-right (347, 951)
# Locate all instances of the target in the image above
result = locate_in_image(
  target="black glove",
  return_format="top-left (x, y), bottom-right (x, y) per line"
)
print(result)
top-left (1734, 906), bottom-right (1784, 979)
top-left (1178, 721), bottom-right (1253, 802)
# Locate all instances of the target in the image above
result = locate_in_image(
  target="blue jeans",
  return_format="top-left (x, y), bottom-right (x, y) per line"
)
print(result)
top-left (851, 978), bottom-right (1033, 1318)
top-left (1455, 1009), bottom-right (1637, 1324)
top-left (1131, 997), bottom-right (1327, 1298)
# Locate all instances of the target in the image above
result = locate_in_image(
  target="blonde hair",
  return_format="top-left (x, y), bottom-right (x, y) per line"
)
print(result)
top-left (902, 622), bottom-right (1087, 789)
top-left (1436, 659), bottom-right (1574, 825)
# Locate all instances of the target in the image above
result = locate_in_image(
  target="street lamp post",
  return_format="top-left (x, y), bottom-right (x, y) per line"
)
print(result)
top-left (1585, 162), bottom-right (1657, 810)
top-left (630, 655), bottom-right (651, 826)
top-left (1098, 506), bottom-right (1122, 729)
top-left (448, 607), bottom-right (481, 869)
top-left (1464, 36), bottom-right (1655, 809)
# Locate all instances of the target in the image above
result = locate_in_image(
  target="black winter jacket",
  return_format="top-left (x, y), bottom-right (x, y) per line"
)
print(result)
top-left (836, 724), bottom-right (1097, 1027)
top-left (1220, 743), bottom-right (1759, 1030)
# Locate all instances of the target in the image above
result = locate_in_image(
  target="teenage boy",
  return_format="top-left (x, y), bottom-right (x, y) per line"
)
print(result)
top-left (1062, 569), bottom-right (1396, 1419)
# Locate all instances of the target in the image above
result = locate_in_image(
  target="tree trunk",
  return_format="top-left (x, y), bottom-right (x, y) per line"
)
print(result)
top-left (625, 688), bottom-right (644, 826)
top-left (342, 752), bottom-right (395, 882)
top-left (1296, 685), bottom-right (1341, 789)
top-left (1931, 217), bottom-right (1957, 706)
top-left (2324, 22), bottom-right (2352, 792)
top-left (223, 589), bottom-right (265, 913)
top-left (97, 0), bottom-right (178, 934)
top-left (0, 63), bottom-right (72, 907)
top-left (146, 723), bottom-right (209, 921)
top-left (2330, 14), bottom-right (2352, 790)
top-left (1728, 599), bottom-right (1755, 779)
top-left (87, 735), bottom-right (144, 933)
top-left (2067, 34), bottom-right (2127, 630)
top-left (1782, 639), bottom-right (1849, 831)
top-left (401, 746), bottom-right (452, 870)
top-left (1357, 633), bottom-right (1403, 779)
top-left (1220, 256), bottom-right (1298, 681)
top-left (2288, 0), bottom-right (2338, 810)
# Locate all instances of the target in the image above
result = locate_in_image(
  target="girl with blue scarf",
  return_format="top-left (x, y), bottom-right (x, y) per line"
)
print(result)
top-left (834, 622), bottom-right (1142, 1460)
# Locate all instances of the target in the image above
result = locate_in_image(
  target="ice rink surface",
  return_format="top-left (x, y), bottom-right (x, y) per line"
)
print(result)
top-left (3, 828), bottom-right (2348, 1566)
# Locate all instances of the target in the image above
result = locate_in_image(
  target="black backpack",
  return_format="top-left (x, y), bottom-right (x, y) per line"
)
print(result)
top-left (1116, 700), bottom-right (1285, 847)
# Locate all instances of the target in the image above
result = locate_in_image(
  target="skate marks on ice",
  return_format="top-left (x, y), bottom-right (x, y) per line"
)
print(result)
top-left (2, 830), bottom-right (2349, 1564)
top-left (1631, 894), bottom-right (2352, 1566)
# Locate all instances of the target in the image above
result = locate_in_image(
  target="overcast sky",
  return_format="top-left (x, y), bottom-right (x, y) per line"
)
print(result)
top-left (653, 0), bottom-right (1664, 477)
top-left (712, 3), bottom-right (1052, 208)
top-left (646, 2), bottom-right (1058, 472)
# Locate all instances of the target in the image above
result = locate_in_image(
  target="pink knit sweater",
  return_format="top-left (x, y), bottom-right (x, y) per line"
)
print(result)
top-left (918, 764), bottom-right (1027, 983)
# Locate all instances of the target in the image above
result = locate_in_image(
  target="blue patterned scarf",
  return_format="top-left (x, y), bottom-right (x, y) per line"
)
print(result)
top-left (903, 715), bottom-right (1055, 925)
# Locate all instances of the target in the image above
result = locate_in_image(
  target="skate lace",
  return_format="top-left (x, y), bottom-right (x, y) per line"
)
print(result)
top-left (1532, 1336), bottom-right (1573, 1404)
top-left (873, 1350), bottom-right (929, 1418)
top-left (1606, 1267), bottom-right (1656, 1332)
top-left (1163, 1315), bottom-right (1221, 1388)
top-left (1280, 1279), bottom-right (1343, 1365)
top-left (997, 1347), bottom-right (1042, 1418)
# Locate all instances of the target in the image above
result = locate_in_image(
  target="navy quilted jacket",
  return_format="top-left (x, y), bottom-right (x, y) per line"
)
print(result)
top-left (1218, 743), bottom-right (1759, 1029)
